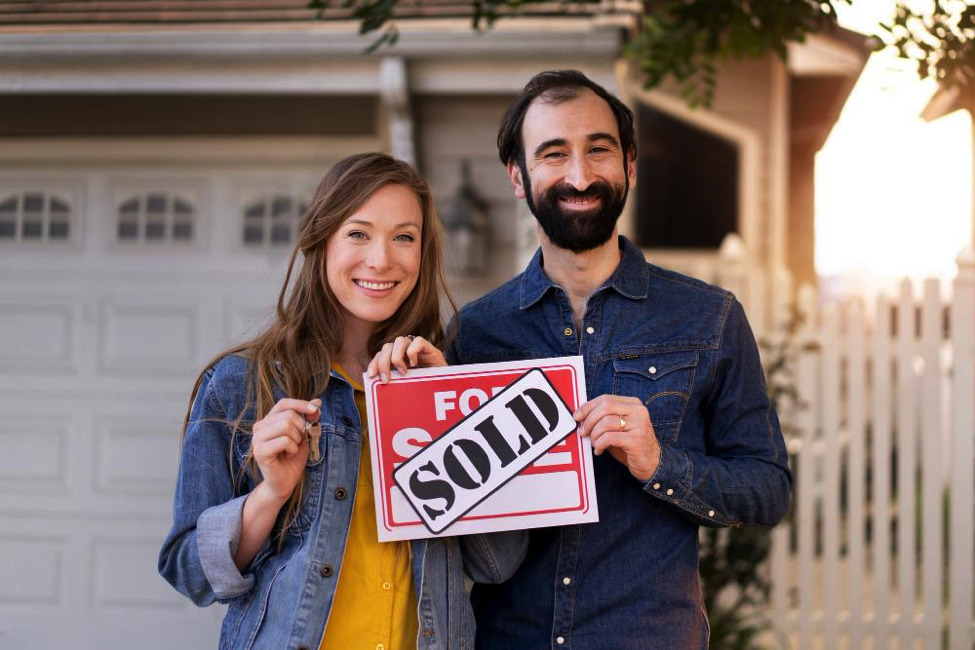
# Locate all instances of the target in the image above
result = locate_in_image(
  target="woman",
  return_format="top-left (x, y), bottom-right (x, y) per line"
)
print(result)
top-left (158, 153), bottom-right (522, 649)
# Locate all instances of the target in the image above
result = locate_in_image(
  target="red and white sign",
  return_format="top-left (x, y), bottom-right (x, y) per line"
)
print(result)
top-left (364, 356), bottom-right (598, 541)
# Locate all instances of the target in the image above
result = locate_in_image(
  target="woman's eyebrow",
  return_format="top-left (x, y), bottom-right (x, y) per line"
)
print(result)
top-left (344, 218), bottom-right (420, 229)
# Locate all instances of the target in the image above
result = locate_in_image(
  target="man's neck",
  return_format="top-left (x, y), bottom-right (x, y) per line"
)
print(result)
top-left (538, 229), bottom-right (621, 328)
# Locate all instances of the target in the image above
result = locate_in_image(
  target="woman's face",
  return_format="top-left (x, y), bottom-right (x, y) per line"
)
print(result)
top-left (326, 183), bottom-right (423, 338)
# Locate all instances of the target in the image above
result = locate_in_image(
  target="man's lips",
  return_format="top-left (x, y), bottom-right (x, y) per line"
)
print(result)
top-left (559, 196), bottom-right (602, 210)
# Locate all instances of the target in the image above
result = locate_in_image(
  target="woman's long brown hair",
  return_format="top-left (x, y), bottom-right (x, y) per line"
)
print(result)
top-left (181, 152), bottom-right (456, 538)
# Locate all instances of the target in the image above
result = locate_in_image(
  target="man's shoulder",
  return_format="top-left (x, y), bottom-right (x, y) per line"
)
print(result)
top-left (456, 273), bottom-right (526, 323)
top-left (645, 263), bottom-right (733, 305)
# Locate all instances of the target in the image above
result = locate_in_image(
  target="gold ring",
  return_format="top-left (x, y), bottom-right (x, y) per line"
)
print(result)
top-left (619, 416), bottom-right (626, 431)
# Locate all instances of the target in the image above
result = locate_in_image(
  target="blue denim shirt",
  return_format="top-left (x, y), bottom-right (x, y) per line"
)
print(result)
top-left (157, 354), bottom-right (526, 650)
top-left (446, 236), bottom-right (793, 649)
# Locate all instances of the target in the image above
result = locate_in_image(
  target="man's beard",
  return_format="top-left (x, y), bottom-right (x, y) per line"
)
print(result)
top-left (522, 163), bottom-right (628, 253)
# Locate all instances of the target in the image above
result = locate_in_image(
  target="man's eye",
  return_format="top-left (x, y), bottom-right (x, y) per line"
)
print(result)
top-left (544, 152), bottom-right (566, 159)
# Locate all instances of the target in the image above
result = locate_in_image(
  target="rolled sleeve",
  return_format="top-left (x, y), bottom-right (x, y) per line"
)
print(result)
top-left (197, 494), bottom-right (256, 601)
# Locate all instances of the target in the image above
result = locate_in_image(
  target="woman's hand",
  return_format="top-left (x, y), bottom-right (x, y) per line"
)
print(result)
top-left (251, 398), bottom-right (320, 501)
top-left (367, 335), bottom-right (447, 384)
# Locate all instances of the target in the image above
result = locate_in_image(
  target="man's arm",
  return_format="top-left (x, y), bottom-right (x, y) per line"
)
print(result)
top-left (579, 298), bottom-right (792, 528)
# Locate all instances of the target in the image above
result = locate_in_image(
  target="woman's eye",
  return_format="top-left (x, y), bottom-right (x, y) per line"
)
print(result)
top-left (347, 230), bottom-right (367, 240)
top-left (395, 233), bottom-right (417, 243)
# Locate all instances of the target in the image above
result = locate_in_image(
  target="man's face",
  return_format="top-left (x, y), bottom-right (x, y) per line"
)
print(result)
top-left (509, 88), bottom-right (635, 253)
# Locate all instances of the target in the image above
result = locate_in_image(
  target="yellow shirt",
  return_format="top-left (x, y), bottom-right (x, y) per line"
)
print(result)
top-left (320, 365), bottom-right (418, 650)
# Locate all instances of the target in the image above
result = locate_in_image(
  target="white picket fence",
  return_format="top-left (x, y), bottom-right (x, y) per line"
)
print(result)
top-left (707, 235), bottom-right (975, 649)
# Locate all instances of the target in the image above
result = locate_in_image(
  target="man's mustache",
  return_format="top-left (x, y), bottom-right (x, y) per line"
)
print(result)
top-left (546, 181), bottom-right (618, 204)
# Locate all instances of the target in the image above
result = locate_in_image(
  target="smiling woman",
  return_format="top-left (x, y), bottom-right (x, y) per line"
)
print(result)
top-left (157, 153), bottom-right (522, 650)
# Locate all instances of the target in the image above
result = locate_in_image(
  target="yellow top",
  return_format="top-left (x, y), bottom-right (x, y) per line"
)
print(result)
top-left (320, 365), bottom-right (418, 650)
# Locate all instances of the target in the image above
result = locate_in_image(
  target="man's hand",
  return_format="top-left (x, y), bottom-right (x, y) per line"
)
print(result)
top-left (574, 395), bottom-right (660, 482)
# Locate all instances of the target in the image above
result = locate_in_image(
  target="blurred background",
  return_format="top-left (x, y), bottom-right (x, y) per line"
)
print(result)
top-left (0, 0), bottom-right (972, 648)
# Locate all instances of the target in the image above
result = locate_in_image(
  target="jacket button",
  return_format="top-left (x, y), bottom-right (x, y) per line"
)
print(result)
top-left (334, 487), bottom-right (347, 500)
top-left (421, 629), bottom-right (435, 638)
top-left (341, 416), bottom-right (354, 427)
top-left (320, 564), bottom-right (333, 578)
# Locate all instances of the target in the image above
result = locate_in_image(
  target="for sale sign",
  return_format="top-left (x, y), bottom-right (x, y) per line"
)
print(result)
top-left (364, 356), bottom-right (598, 541)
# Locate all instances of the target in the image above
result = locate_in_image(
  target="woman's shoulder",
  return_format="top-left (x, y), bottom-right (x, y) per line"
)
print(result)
top-left (201, 354), bottom-right (254, 410)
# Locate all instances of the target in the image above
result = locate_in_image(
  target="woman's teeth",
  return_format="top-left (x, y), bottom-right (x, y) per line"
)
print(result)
top-left (355, 280), bottom-right (396, 290)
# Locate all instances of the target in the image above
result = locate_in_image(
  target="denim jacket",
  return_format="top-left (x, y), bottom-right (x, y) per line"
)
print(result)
top-left (447, 236), bottom-right (793, 649)
top-left (158, 355), bottom-right (525, 650)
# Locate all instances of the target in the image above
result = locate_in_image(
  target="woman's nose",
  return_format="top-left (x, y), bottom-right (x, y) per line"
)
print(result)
top-left (365, 240), bottom-right (392, 270)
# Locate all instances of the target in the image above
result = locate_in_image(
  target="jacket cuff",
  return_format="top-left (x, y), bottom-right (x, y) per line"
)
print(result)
top-left (642, 443), bottom-right (729, 528)
top-left (196, 494), bottom-right (256, 601)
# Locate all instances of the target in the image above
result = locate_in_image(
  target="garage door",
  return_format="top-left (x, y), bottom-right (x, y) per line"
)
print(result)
top-left (0, 153), bottom-right (340, 649)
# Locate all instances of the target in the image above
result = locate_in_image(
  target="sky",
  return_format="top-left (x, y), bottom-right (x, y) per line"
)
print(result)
top-left (814, 0), bottom-right (973, 296)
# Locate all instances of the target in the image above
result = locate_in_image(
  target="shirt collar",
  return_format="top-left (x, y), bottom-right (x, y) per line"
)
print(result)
top-left (519, 234), bottom-right (650, 309)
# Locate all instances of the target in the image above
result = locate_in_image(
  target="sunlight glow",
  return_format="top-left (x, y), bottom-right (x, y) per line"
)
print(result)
top-left (815, 2), bottom-right (973, 297)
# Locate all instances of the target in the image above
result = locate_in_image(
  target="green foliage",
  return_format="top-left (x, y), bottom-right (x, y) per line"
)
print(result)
top-left (881, 1), bottom-right (975, 90)
top-left (318, 0), bottom-right (850, 108)
top-left (625, 0), bottom-right (851, 107)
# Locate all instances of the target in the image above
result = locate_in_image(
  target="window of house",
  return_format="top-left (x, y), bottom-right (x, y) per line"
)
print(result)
top-left (0, 192), bottom-right (72, 242)
top-left (116, 193), bottom-right (195, 243)
top-left (635, 103), bottom-right (740, 249)
top-left (242, 195), bottom-right (308, 247)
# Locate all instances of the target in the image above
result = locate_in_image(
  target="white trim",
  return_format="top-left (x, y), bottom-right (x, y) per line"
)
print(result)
top-left (0, 137), bottom-right (382, 164)
top-left (787, 33), bottom-right (865, 76)
top-left (769, 57), bottom-right (789, 275)
top-left (379, 57), bottom-right (416, 166)
top-left (616, 60), bottom-right (763, 269)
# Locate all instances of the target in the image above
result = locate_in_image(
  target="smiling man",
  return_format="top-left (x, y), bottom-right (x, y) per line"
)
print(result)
top-left (446, 70), bottom-right (793, 649)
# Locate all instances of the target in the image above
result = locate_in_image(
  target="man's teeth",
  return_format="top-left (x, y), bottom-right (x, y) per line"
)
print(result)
top-left (356, 280), bottom-right (396, 290)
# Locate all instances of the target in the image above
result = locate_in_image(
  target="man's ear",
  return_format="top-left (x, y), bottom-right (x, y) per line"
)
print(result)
top-left (507, 160), bottom-right (527, 200)
top-left (626, 148), bottom-right (637, 187)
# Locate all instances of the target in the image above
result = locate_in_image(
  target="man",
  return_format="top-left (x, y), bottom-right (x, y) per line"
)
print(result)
top-left (446, 70), bottom-right (792, 648)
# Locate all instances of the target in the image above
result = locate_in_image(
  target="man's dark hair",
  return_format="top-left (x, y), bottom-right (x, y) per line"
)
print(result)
top-left (496, 69), bottom-right (636, 167)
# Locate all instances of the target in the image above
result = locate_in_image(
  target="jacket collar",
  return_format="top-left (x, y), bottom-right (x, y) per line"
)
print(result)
top-left (519, 234), bottom-right (650, 309)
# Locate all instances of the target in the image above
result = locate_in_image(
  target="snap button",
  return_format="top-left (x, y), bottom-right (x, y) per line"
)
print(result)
top-left (586, 326), bottom-right (594, 334)
top-left (382, 581), bottom-right (391, 590)
top-left (341, 415), bottom-right (354, 427)
top-left (708, 510), bottom-right (715, 517)
top-left (556, 636), bottom-right (565, 645)
top-left (334, 487), bottom-right (347, 500)
top-left (320, 563), bottom-right (333, 578)
top-left (421, 629), bottom-right (435, 638)
top-left (563, 327), bottom-right (572, 336)
top-left (563, 576), bottom-right (571, 585)
top-left (666, 488), bottom-right (674, 496)
top-left (652, 483), bottom-right (660, 490)
top-left (649, 366), bottom-right (657, 374)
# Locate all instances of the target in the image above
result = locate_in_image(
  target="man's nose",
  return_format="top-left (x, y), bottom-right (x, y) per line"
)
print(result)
top-left (563, 155), bottom-right (595, 191)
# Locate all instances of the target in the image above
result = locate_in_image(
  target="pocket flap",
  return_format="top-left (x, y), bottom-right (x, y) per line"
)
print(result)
top-left (612, 352), bottom-right (698, 380)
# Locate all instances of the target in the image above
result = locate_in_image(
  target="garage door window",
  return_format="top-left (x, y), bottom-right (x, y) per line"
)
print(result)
top-left (0, 192), bottom-right (72, 242)
top-left (117, 193), bottom-right (195, 243)
top-left (243, 195), bottom-right (307, 247)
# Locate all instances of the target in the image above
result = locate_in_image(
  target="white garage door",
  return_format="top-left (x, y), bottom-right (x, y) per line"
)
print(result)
top-left (0, 144), bottom-right (357, 648)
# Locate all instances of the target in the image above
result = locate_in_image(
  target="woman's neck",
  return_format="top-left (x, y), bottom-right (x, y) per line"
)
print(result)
top-left (336, 317), bottom-right (374, 380)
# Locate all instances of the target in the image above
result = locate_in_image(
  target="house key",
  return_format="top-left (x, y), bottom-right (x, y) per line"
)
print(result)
top-left (307, 420), bottom-right (322, 461)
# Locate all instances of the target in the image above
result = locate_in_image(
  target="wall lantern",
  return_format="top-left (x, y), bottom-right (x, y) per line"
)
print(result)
top-left (442, 159), bottom-right (489, 277)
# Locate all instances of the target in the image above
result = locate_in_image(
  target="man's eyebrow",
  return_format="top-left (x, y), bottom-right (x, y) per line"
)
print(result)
top-left (532, 138), bottom-right (567, 157)
top-left (588, 132), bottom-right (621, 147)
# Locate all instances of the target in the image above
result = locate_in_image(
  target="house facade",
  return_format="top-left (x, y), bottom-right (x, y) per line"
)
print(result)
top-left (0, 4), bottom-right (865, 647)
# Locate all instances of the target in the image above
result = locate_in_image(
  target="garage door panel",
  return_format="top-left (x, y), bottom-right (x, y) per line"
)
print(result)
top-left (0, 535), bottom-right (64, 606)
top-left (0, 420), bottom-right (71, 495)
top-left (0, 302), bottom-right (80, 375)
top-left (91, 537), bottom-right (186, 610)
top-left (93, 417), bottom-right (181, 498)
top-left (99, 301), bottom-right (202, 375)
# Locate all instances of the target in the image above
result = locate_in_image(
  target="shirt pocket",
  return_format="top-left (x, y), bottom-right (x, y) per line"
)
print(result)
top-left (611, 351), bottom-right (698, 443)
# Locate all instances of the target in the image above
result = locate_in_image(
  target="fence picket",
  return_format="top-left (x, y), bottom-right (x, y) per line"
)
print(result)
top-left (847, 300), bottom-right (866, 648)
top-left (896, 278), bottom-right (918, 646)
top-left (821, 302), bottom-right (841, 649)
top-left (873, 295), bottom-right (893, 648)
top-left (950, 249), bottom-right (975, 650)
top-left (796, 283), bottom-right (818, 650)
top-left (920, 279), bottom-right (943, 649)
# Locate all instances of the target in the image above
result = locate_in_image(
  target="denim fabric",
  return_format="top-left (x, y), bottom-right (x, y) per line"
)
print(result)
top-left (158, 354), bottom-right (522, 650)
top-left (446, 236), bottom-right (793, 650)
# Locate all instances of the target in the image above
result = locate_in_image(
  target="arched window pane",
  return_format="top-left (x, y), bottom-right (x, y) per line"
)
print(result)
top-left (116, 193), bottom-right (195, 244)
top-left (242, 194), bottom-right (305, 248)
top-left (0, 192), bottom-right (74, 243)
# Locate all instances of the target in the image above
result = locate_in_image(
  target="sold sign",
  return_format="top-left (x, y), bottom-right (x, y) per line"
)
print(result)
top-left (364, 356), bottom-right (598, 541)
top-left (393, 368), bottom-right (577, 534)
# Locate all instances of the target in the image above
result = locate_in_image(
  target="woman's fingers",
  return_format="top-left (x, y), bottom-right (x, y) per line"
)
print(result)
top-left (390, 336), bottom-right (412, 375)
top-left (267, 397), bottom-right (319, 418)
top-left (255, 434), bottom-right (301, 462)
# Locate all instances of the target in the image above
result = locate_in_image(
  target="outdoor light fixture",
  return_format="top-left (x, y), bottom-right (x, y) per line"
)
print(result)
top-left (442, 159), bottom-right (488, 277)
